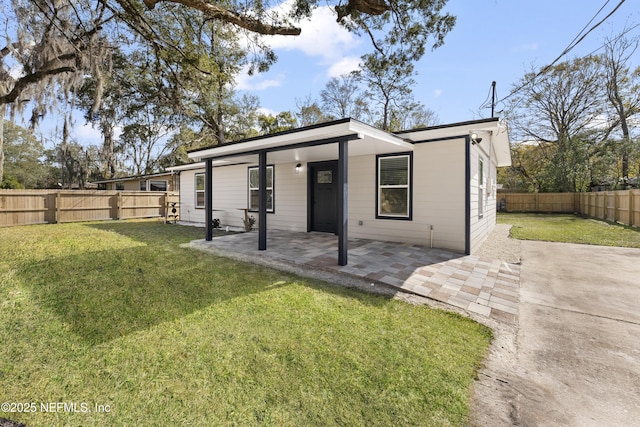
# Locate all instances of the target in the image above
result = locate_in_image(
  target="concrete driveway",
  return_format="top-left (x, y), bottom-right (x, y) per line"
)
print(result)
top-left (472, 240), bottom-right (640, 426)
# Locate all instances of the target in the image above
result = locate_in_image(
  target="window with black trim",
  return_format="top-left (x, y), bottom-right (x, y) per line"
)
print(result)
top-left (478, 158), bottom-right (485, 218)
top-left (115, 182), bottom-right (125, 191)
top-left (377, 154), bottom-right (411, 219)
top-left (195, 173), bottom-right (205, 208)
top-left (149, 180), bottom-right (168, 191)
top-left (248, 165), bottom-right (274, 212)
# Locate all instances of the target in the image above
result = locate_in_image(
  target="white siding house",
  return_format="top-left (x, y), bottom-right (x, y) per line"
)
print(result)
top-left (169, 118), bottom-right (510, 263)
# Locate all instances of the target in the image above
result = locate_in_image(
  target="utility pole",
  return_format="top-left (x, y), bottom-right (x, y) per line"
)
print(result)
top-left (491, 81), bottom-right (496, 117)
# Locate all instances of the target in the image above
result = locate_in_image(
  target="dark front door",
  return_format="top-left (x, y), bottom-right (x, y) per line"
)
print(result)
top-left (310, 161), bottom-right (338, 233)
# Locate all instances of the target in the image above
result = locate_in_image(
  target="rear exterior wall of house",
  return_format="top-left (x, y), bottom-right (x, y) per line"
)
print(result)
top-left (178, 138), bottom-right (496, 253)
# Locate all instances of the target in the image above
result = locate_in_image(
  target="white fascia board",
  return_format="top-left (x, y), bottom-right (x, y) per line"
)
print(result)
top-left (492, 121), bottom-right (512, 167)
top-left (348, 120), bottom-right (414, 150)
top-left (167, 162), bottom-right (205, 172)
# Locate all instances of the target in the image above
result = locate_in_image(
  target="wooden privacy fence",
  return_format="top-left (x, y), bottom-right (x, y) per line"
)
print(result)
top-left (0, 190), bottom-right (179, 227)
top-left (499, 190), bottom-right (640, 227)
top-left (499, 192), bottom-right (579, 213)
top-left (578, 190), bottom-right (640, 227)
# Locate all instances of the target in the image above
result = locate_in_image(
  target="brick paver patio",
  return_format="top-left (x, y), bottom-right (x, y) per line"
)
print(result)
top-left (187, 230), bottom-right (521, 324)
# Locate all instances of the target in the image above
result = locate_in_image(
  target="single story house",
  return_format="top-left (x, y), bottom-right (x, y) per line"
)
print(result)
top-left (169, 117), bottom-right (511, 265)
top-left (93, 172), bottom-right (178, 192)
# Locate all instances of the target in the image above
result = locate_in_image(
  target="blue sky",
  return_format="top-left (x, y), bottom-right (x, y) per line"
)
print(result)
top-left (63, 0), bottom-right (640, 145)
top-left (238, 0), bottom-right (640, 124)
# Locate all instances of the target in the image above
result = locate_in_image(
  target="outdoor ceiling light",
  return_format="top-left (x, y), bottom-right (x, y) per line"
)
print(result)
top-left (295, 163), bottom-right (302, 174)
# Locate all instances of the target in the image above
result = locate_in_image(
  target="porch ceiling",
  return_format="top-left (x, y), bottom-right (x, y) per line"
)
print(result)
top-left (187, 119), bottom-right (413, 164)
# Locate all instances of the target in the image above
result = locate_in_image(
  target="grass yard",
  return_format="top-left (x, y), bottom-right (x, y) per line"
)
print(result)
top-left (0, 220), bottom-right (491, 427)
top-left (498, 213), bottom-right (640, 248)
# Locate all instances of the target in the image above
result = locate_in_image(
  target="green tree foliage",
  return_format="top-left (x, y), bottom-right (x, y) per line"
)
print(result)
top-left (295, 96), bottom-right (332, 126)
top-left (2, 0), bottom-right (456, 181)
top-left (56, 141), bottom-right (92, 189)
top-left (387, 101), bottom-right (439, 131)
top-left (258, 112), bottom-right (297, 134)
top-left (1, 121), bottom-right (50, 188)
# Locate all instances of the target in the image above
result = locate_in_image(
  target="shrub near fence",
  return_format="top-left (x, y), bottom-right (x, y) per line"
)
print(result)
top-left (0, 190), bottom-right (179, 227)
top-left (499, 190), bottom-right (640, 227)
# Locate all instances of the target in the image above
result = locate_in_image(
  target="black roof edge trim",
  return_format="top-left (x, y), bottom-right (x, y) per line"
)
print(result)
top-left (198, 133), bottom-right (361, 161)
top-left (411, 134), bottom-right (468, 144)
top-left (187, 118), bottom-right (354, 154)
top-left (394, 117), bottom-right (500, 135)
top-left (92, 171), bottom-right (175, 184)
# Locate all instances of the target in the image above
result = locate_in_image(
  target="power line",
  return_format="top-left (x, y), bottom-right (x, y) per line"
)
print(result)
top-left (563, 0), bottom-right (612, 57)
top-left (545, 0), bottom-right (626, 71)
top-left (497, 0), bottom-right (628, 105)
top-left (583, 21), bottom-right (640, 57)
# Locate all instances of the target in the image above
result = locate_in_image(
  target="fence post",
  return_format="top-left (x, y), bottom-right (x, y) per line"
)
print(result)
top-left (117, 192), bottom-right (123, 220)
top-left (163, 192), bottom-right (168, 224)
top-left (535, 193), bottom-right (539, 212)
top-left (630, 191), bottom-right (636, 227)
top-left (55, 192), bottom-right (61, 224)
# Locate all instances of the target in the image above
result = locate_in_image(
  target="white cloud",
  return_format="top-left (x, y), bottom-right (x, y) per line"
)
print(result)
top-left (73, 123), bottom-right (102, 144)
top-left (257, 107), bottom-right (278, 116)
top-left (264, 4), bottom-right (361, 63)
top-left (327, 56), bottom-right (361, 78)
top-left (235, 69), bottom-right (285, 91)
top-left (433, 89), bottom-right (443, 97)
top-left (72, 122), bottom-right (121, 146)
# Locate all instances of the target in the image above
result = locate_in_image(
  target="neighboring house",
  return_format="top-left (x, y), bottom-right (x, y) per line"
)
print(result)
top-left (93, 172), bottom-right (178, 192)
top-left (169, 117), bottom-right (511, 265)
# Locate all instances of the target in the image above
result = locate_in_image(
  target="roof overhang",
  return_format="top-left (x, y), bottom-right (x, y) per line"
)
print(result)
top-left (397, 118), bottom-right (511, 167)
top-left (187, 119), bottom-right (414, 165)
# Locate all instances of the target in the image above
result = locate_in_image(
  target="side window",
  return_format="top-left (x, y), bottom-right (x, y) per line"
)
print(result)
top-left (139, 180), bottom-right (147, 191)
top-left (248, 166), bottom-right (274, 212)
top-left (149, 180), bottom-right (168, 191)
top-left (195, 173), bottom-right (205, 208)
top-left (478, 158), bottom-right (485, 218)
top-left (377, 154), bottom-right (412, 219)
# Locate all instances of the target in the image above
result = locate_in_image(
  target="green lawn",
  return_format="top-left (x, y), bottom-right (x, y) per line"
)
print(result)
top-left (0, 220), bottom-right (491, 426)
top-left (498, 213), bottom-right (640, 248)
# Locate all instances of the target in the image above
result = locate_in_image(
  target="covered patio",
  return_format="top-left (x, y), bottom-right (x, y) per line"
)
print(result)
top-left (185, 230), bottom-right (521, 324)
top-left (188, 119), bottom-right (414, 267)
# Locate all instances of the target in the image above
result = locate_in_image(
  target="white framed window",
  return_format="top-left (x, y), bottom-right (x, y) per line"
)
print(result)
top-left (377, 153), bottom-right (412, 219)
top-left (248, 165), bottom-right (274, 212)
top-left (149, 180), bottom-right (168, 191)
top-left (478, 157), bottom-right (485, 218)
top-left (115, 182), bottom-right (125, 191)
top-left (139, 180), bottom-right (147, 191)
top-left (195, 173), bottom-right (205, 208)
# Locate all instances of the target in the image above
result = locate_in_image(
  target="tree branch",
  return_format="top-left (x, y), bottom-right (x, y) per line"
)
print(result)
top-left (142, 0), bottom-right (302, 36)
top-left (0, 58), bottom-right (77, 105)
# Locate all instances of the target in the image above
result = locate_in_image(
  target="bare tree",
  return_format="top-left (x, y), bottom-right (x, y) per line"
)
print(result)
top-left (507, 56), bottom-right (607, 192)
top-left (603, 31), bottom-right (640, 183)
top-left (320, 74), bottom-right (368, 120)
